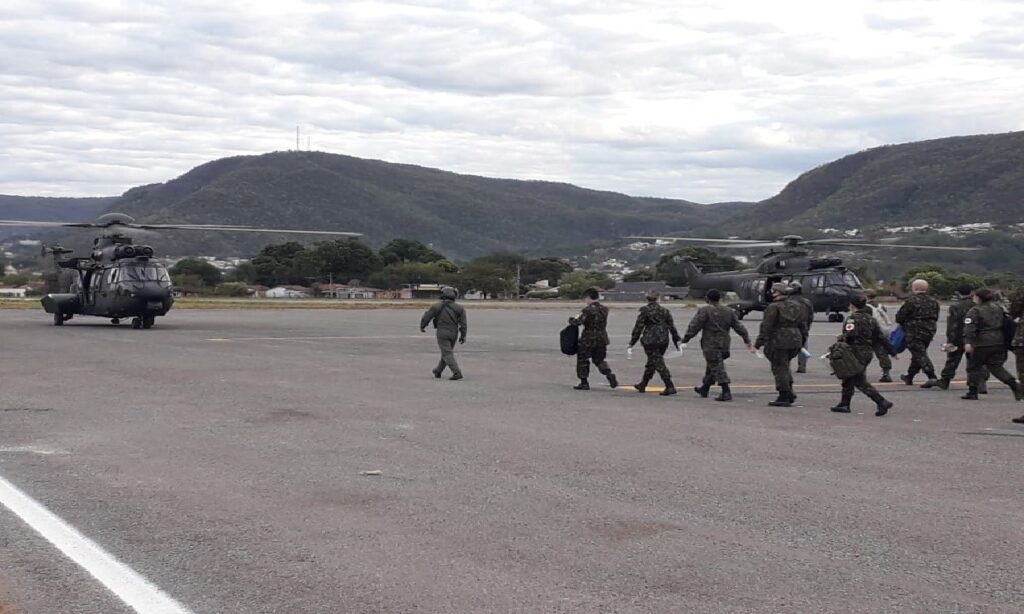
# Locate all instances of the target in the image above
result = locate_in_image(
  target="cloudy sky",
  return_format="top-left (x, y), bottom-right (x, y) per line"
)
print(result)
top-left (1, 0), bottom-right (1022, 203)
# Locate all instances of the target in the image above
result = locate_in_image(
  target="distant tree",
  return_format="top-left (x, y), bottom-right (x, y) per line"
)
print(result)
top-left (378, 239), bottom-right (445, 265)
top-left (623, 269), bottom-right (655, 282)
top-left (521, 257), bottom-right (573, 286)
top-left (558, 270), bottom-right (615, 299)
top-left (228, 262), bottom-right (258, 284)
top-left (312, 239), bottom-right (382, 283)
top-left (214, 282), bottom-right (250, 297)
top-left (473, 251), bottom-right (527, 272)
top-left (367, 261), bottom-right (453, 290)
top-left (173, 274), bottom-right (207, 295)
top-left (456, 262), bottom-right (513, 297)
top-left (901, 264), bottom-right (983, 297)
top-left (655, 247), bottom-right (743, 286)
top-left (170, 258), bottom-right (222, 287)
top-left (251, 241), bottom-right (306, 286)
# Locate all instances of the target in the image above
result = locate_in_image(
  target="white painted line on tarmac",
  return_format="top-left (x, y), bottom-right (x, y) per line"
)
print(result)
top-left (0, 473), bottom-right (193, 614)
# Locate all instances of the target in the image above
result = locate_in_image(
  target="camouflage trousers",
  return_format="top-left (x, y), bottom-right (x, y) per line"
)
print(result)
top-left (966, 346), bottom-right (1015, 388)
top-left (905, 335), bottom-right (936, 378)
top-left (1016, 348), bottom-right (1024, 383)
top-left (873, 341), bottom-right (892, 372)
top-left (765, 347), bottom-right (800, 394)
top-left (840, 371), bottom-right (887, 407)
top-left (640, 342), bottom-right (671, 385)
top-left (939, 347), bottom-right (965, 382)
top-left (577, 344), bottom-right (613, 381)
top-left (434, 331), bottom-right (461, 377)
top-left (701, 349), bottom-right (732, 385)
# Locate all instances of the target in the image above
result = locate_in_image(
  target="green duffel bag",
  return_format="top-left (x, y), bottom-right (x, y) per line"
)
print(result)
top-left (827, 341), bottom-right (864, 379)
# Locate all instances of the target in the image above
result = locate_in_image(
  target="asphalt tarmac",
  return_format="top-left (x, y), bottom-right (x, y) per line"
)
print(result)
top-left (1, 306), bottom-right (1022, 613)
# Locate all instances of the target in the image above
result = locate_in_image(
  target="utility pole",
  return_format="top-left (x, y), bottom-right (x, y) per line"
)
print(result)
top-left (296, 125), bottom-right (300, 150)
top-left (515, 264), bottom-right (522, 300)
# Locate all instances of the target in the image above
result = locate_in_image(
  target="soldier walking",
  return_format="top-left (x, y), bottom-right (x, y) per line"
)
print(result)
top-left (754, 282), bottom-right (808, 407)
top-left (419, 286), bottom-right (467, 380)
top-left (681, 289), bottom-right (754, 401)
top-left (569, 287), bottom-right (618, 390)
top-left (929, 284), bottom-right (981, 391)
top-left (1008, 288), bottom-right (1024, 424)
top-left (628, 289), bottom-right (681, 396)
top-left (895, 279), bottom-right (940, 387)
top-left (830, 294), bottom-right (895, 416)
top-left (865, 290), bottom-right (894, 382)
top-left (961, 288), bottom-right (1022, 400)
top-left (788, 282), bottom-right (814, 374)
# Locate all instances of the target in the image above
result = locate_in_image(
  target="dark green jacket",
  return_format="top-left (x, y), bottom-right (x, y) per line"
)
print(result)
top-left (420, 299), bottom-right (467, 338)
top-left (571, 302), bottom-right (610, 348)
top-left (755, 298), bottom-right (807, 351)
top-left (790, 295), bottom-right (814, 331)
top-left (629, 302), bottom-right (681, 347)
top-left (945, 296), bottom-right (973, 345)
top-left (963, 302), bottom-right (1005, 348)
top-left (896, 294), bottom-right (940, 338)
top-left (682, 304), bottom-right (750, 351)
top-left (842, 307), bottom-right (893, 364)
top-left (1009, 290), bottom-right (1024, 348)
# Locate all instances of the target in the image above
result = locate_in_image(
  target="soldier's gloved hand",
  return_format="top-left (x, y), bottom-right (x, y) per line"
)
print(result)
top-left (746, 343), bottom-right (756, 353)
top-left (459, 337), bottom-right (466, 344)
top-left (567, 317), bottom-right (578, 325)
top-left (420, 328), bottom-right (426, 333)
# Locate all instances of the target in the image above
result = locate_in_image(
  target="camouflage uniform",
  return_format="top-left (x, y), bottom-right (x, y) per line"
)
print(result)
top-left (629, 302), bottom-right (681, 388)
top-left (755, 298), bottom-right (807, 402)
top-left (570, 302), bottom-right (616, 384)
top-left (1008, 290), bottom-right (1024, 380)
top-left (895, 294), bottom-right (940, 381)
top-left (790, 295), bottom-right (814, 372)
top-left (939, 295), bottom-right (974, 384)
top-left (420, 297), bottom-right (467, 378)
top-left (682, 304), bottom-right (751, 387)
top-left (836, 307), bottom-right (892, 409)
top-left (963, 301), bottom-right (1018, 393)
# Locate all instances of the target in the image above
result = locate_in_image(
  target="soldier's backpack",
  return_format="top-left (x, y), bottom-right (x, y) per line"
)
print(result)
top-left (1002, 310), bottom-right (1016, 350)
top-left (560, 324), bottom-right (580, 355)
top-left (827, 341), bottom-right (864, 379)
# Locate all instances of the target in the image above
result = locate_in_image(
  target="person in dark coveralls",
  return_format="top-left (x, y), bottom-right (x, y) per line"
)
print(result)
top-left (419, 286), bottom-right (467, 380)
top-left (1008, 288), bottom-right (1024, 423)
top-left (788, 281), bottom-right (814, 373)
top-left (961, 288), bottom-right (1022, 401)
top-left (830, 293), bottom-right (895, 416)
top-left (681, 288), bottom-right (754, 402)
top-left (569, 287), bottom-right (618, 391)
top-left (929, 284), bottom-right (982, 391)
top-left (628, 289), bottom-right (681, 395)
top-left (895, 279), bottom-right (940, 387)
top-left (754, 282), bottom-right (808, 407)
top-left (865, 290), bottom-right (894, 382)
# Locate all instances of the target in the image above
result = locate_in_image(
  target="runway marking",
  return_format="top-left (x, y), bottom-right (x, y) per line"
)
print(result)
top-left (0, 445), bottom-right (67, 455)
top-left (0, 473), bottom-right (193, 614)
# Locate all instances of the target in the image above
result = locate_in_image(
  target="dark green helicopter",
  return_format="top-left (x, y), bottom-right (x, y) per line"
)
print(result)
top-left (0, 213), bottom-right (359, 329)
top-left (629, 234), bottom-right (977, 321)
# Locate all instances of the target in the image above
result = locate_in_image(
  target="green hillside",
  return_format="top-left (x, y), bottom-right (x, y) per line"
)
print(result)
top-left (0, 195), bottom-right (117, 239)
top-left (107, 151), bottom-right (740, 258)
top-left (726, 131), bottom-right (1024, 234)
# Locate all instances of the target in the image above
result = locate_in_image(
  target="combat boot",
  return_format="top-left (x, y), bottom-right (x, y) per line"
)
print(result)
top-left (900, 373), bottom-right (915, 385)
top-left (1011, 379), bottom-right (1024, 402)
top-left (607, 373), bottom-right (618, 388)
top-left (634, 374), bottom-right (652, 393)
top-left (694, 383), bottom-right (711, 398)
top-left (573, 379), bottom-right (590, 391)
top-left (714, 384), bottom-right (732, 402)
top-left (1012, 415), bottom-right (1024, 424)
top-left (920, 378), bottom-right (940, 389)
top-left (830, 404), bottom-right (851, 413)
top-left (875, 399), bottom-right (893, 417)
top-left (432, 369), bottom-right (443, 379)
top-left (660, 379), bottom-right (677, 396)
top-left (979, 381), bottom-right (988, 394)
top-left (831, 389), bottom-right (853, 413)
top-left (936, 378), bottom-right (950, 390)
top-left (449, 373), bottom-right (463, 381)
top-left (961, 386), bottom-right (978, 400)
top-left (768, 390), bottom-right (793, 407)
top-left (879, 370), bottom-right (892, 383)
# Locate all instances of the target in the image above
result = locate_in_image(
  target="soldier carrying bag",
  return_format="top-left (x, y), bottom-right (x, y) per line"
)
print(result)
top-left (560, 324), bottom-right (580, 355)
top-left (827, 341), bottom-right (864, 379)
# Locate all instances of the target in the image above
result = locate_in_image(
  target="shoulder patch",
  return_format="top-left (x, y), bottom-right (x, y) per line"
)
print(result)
top-left (964, 317), bottom-right (972, 324)
top-left (844, 322), bottom-right (855, 331)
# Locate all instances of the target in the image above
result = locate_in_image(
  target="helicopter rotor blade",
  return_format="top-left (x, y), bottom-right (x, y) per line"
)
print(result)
top-left (133, 224), bottom-right (362, 236)
top-left (0, 220), bottom-right (97, 228)
top-left (801, 240), bottom-right (979, 251)
top-left (626, 235), bottom-right (767, 244)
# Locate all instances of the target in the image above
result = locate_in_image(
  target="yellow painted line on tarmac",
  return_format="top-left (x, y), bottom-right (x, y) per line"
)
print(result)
top-left (617, 381), bottom-right (971, 392)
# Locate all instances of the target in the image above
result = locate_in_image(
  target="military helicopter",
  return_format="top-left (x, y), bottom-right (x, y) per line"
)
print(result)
top-left (629, 234), bottom-right (977, 321)
top-left (0, 213), bottom-right (360, 328)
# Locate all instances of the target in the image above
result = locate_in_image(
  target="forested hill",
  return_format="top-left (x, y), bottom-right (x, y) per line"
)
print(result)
top-left (724, 131), bottom-right (1024, 234)
top-left (104, 151), bottom-right (740, 258)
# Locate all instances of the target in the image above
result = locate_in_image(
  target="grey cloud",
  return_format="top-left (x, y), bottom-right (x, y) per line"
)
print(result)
top-left (863, 13), bottom-right (933, 31)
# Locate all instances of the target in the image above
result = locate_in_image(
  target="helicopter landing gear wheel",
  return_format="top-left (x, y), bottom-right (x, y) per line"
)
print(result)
top-left (111, 318), bottom-right (120, 325)
top-left (54, 310), bottom-right (64, 326)
top-left (828, 312), bottom-right (844, 322)
top-left (131, 317), bottom-right (143, 329)
top-left (142, 315), bottom-right (155, 329)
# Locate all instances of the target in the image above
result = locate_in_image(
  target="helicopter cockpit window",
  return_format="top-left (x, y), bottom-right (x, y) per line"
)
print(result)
top-left (118, 265), bottom-right (171, 283)
top-left (844, 271), bottom-right (862, 288)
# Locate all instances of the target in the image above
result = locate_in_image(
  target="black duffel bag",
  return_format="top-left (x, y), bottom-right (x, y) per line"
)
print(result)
top-left (827, 341), bottom-right (864, 379)
top-left (560, 324), bottom-right (580, 355)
